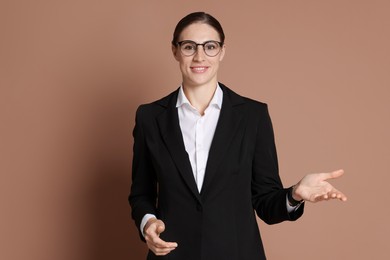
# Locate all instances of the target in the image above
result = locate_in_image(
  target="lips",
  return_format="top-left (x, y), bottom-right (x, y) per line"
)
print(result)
top-left (190, 66), bottom-right (209, 73)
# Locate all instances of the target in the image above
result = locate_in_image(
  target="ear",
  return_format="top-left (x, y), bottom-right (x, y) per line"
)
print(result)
top-left (172, 44), bottom-right (180, 61)
top-left (219, 44), bottom-right (226, 62)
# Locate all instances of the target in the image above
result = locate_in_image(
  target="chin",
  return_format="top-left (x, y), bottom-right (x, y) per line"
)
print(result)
top-left (189, 79), bottom-right (213, 87)
top-left (189, 75), bottom-right (217, 86)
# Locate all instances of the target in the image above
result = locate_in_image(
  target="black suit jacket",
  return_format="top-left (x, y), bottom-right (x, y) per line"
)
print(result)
top-left (129, 83), bottom-right (304, 260)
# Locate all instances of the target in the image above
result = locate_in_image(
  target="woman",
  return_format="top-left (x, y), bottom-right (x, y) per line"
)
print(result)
top-left (129, 12), bottom-right (347, 260)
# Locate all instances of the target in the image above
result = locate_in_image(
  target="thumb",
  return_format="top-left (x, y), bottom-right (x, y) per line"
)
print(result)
top-left (324, 169), bottom-right (344, 180)
top-left (156, 221), bottom-right (165, 234)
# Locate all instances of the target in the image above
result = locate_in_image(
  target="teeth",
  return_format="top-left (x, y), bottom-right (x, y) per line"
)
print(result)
top-left (193, 67), bottom-right (207, 71)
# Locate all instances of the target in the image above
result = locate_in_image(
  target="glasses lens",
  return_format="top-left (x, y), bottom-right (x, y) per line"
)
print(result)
top-left (180, 42), bottom-right (197, 56)
top-left (178, 41), bottom-right (222, 57)
top-left (204, 41), bottom-right (221, 57)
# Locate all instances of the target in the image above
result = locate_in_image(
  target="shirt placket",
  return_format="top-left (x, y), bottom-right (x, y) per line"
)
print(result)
top-left (195, 114), bottom-right (204, 192)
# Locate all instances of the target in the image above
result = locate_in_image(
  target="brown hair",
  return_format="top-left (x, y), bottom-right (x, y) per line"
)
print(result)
top-left (172, 12), bottom-right (225, 45)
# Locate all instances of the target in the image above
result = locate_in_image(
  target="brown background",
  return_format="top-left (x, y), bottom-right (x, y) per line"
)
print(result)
top-left (1, 0), bottom-right (389, 259)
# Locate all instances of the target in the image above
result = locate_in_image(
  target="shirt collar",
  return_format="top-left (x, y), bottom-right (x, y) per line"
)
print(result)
top-left (176, 84), bottom-right (223, 109)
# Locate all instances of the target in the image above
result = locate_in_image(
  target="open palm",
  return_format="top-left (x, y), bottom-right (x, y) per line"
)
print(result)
top-left (293, 169), bottom-right (347, 203)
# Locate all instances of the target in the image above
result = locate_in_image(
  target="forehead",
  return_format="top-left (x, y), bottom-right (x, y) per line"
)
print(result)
top-left (179, 22), bottom-right (220, 42)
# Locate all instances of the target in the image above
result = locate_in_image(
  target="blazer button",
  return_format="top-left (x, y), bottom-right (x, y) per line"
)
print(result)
top-left (196, 204), bottom-right (202, 212)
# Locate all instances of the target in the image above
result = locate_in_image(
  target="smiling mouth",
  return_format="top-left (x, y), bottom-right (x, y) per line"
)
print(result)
top-left (191, 66), bottom-right (209, 73)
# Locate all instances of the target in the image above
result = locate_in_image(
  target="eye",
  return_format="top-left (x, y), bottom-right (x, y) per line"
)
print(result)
top-left (205, 42), bottom-right (218, 50)
top-left (181, 42), bottom-right (196, 50)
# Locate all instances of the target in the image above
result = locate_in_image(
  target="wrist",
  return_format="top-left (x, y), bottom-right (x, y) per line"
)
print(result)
top-left (288, 186), bottom-right (304, 207)
top-left (292, 184), bottom-right (303, 201)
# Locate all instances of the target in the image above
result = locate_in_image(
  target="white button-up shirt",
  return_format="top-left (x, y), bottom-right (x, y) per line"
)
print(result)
top-left (176, 85), bottom-right (222, 192)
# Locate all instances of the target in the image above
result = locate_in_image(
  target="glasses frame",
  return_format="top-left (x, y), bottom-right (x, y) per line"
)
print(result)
top-left (176, 40), bottom-right (224, 57)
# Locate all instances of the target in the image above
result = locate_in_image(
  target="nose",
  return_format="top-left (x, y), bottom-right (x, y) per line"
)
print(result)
top-left (193, 45), bottom-right (206, 61)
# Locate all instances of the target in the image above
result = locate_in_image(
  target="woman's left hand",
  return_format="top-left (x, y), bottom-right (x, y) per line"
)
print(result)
top-left (293, 169), bottom-right (348, 203)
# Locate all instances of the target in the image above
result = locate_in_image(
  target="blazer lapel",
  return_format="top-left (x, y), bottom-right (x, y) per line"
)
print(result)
top-left (156, 90), bottom-right (202, 203)
top-left (200, 84), bottom-right (244, 197)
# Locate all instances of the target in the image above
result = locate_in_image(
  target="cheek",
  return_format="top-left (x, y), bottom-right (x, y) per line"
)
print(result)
top-left (178, 58), bottom-right (191, 69)
top-left (179, 61), bottom-right (189, 74)
top-left (212, 59), bottom-right (221, 68)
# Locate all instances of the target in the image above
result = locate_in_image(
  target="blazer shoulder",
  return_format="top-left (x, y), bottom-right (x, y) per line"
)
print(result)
top-left (135, 88), bottom-right (179, 118)
top-left (219, 82), bottom-right (269, 112)
top-left (240, 97), bottom-right (271, 122)
top-left (242, 96), bottom-right (268, 109)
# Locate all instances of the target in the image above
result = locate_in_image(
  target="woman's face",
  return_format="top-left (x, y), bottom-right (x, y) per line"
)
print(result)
top-left (172, 22), bottom-right (225, 88)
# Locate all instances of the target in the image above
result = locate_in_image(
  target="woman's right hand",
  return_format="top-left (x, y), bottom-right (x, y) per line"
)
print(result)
top-left (144, 218), bottom-right (178, 256)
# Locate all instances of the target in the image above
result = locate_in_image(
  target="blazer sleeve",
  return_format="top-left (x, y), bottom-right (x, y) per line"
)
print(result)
top-left (251, 104), bottom-right (304, 224)
top-left (128, 106), bottom-right (158, 240)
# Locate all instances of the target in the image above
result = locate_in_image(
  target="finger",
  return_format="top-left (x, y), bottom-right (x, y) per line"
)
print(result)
top-left (154, 239), bottom-right (178, 249)
top-left (147, 234), bottom-right (178, 249)
top-left (335, 192), bottom-right (347, 201)
top-left (149, 241), bottom-right (177, 250)
top-left (313, 191), bottom-right (335, 202)
top-left (338, 192), bottom-right (348, 201)
top-left (149, 244), bottom-right (176, 256)
top-left (328, 187), bottom-right (348, 202)
top-left (147, 241), bottom-right (178, 256)
top-left (154, 249), bottom-right (175, 256)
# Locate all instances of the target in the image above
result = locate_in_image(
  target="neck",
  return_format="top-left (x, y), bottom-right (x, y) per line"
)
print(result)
top-left (182, 81), bottom-right (217, 115)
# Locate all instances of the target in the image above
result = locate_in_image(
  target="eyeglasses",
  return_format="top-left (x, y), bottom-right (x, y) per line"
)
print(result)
top-left (176, 40), bottom-right (223, 57)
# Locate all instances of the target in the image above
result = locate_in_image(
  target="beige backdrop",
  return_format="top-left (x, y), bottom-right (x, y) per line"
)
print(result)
top-left (1, 0), bottom-right (389, 259)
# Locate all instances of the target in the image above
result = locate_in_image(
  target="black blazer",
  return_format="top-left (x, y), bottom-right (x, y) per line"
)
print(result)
top-left (129, 83), bottom-right (304, 260)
